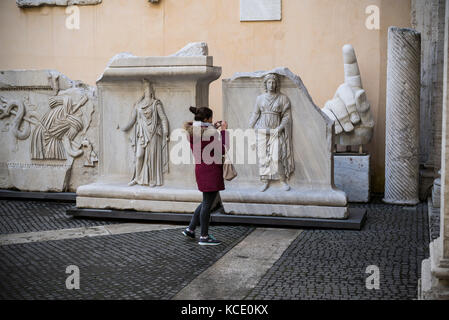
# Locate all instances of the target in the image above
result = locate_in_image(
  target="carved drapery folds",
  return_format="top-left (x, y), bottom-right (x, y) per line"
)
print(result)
top-left (0, 82), bottom-right (95, 161)
top-left (249, 73), bottom-right (294, 192)
top-left (30, 90), bottom-right (88, 160)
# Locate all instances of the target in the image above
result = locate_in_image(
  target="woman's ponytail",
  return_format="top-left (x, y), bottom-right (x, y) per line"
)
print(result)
top-left (189, 106), bottom-right (199, 115)
top-left (189, 106), bottom-right (213, 122)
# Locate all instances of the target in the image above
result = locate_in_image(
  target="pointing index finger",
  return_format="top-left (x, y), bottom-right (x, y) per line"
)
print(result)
top-left (343, 44), bottom-right (363, 89)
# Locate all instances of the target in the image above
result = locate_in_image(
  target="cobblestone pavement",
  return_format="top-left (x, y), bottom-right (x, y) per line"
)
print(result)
top-left (0, 225), bottom-right (253, 299)
top-left (0, 200), bottom-right (118, 235)
top-left (245, 198), bottom-right (430, 300)
top-left (0, 198), bottom-right (431, 300)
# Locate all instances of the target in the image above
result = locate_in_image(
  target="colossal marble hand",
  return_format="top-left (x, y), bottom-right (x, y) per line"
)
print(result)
top-left (321, 44), bottom-right (374, 147)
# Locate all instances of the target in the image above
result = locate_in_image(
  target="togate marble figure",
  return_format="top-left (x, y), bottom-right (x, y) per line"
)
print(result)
top-left (322, 44), bottom-right (374, 147)
top-left (120, 79), bottom-right (169, 187)
top-left (249, 73), bottom-right (294, 192)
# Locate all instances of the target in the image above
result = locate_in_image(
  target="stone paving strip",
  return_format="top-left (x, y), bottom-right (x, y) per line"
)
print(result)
top-left (173, 228), bottom-right (302, 300)
top-left (0, 223), bottom-right (182, 246)
top-left (0, 200), bottom-right (119, 235)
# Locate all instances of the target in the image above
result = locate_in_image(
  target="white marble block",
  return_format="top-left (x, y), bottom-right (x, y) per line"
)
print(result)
top-left (0, 70), bottom-right (98, 192)
top-left (76, 43), bottom-right (229, 212)
top-left (221, 67), bottom-right (348, 219)
top-left (77, 59), bottom-right (348, 219)
top-left (334, 154), bottom-right (370, 203)
top-left (92, 43), bottom-right (221, 187)
top-left (240, 0), bottom-right (281, 21)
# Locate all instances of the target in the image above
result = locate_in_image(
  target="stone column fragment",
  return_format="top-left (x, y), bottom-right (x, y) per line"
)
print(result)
top-left (384, 27), bottom-right (421, 205)
top-left (420, 1), bottom-right (449, 299)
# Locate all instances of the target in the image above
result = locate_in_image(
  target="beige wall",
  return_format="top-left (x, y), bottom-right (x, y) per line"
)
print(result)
top-left (0, 0), bottom-right (411, 192)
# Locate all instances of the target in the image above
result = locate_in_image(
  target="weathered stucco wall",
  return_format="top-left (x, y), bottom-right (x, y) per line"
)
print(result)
top-left (0, 0), bottom-right (411, 192)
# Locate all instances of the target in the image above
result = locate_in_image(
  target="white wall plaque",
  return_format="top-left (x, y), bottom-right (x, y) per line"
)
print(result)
top-left (240, 0), bottom-right (281, 21)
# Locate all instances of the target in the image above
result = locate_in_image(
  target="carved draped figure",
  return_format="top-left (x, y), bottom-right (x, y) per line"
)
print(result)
top-left (249, 92), bottom-right (295, 180)
top-left (31, 95), bottom-right (83, 160)
top-left (129, 97), bottom-right (169, 186)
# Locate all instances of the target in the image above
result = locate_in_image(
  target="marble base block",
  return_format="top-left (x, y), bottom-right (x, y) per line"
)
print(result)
top-left (419, 238), bottom-right (449, 299)
top-left (7, 162), bottom-right (72, 192)
top-left (77, 182), bottom-right (348, 219)
top-left (334, 154), bottom-right (370, 203)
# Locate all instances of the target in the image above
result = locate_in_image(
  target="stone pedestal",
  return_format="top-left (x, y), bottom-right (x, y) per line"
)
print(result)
top-left (334, 154), bottom-right (370, 203)
top-left (420, 238), bottom-right (449, 299)
top-left (384, 27), bottom-right (421, 205)
top-left (77, 183), bottom-right (347, 219)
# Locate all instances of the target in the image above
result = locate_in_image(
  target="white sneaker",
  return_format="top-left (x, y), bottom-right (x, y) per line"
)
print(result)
top-left (198, 235), bottom-right (221, 246)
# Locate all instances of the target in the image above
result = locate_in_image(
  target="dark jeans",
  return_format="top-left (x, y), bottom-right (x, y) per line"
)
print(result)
top-left (188, 191), bottom-right (219, 237)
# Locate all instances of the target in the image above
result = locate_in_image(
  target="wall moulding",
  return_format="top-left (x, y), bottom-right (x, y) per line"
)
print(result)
top-left (16, 0), bottom-right (102, 7)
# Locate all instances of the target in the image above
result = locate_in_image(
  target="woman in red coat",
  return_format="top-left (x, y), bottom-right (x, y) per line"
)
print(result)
top-left (182, 106), bottom-right (228, 245)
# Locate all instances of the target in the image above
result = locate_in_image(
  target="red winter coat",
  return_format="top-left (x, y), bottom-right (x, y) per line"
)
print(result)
top-left (184, 122), bottom-right (228, 192)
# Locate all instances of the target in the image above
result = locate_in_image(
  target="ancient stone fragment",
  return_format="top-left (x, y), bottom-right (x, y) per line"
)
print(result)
top-left (384, 27), bottom-right (421, 205)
